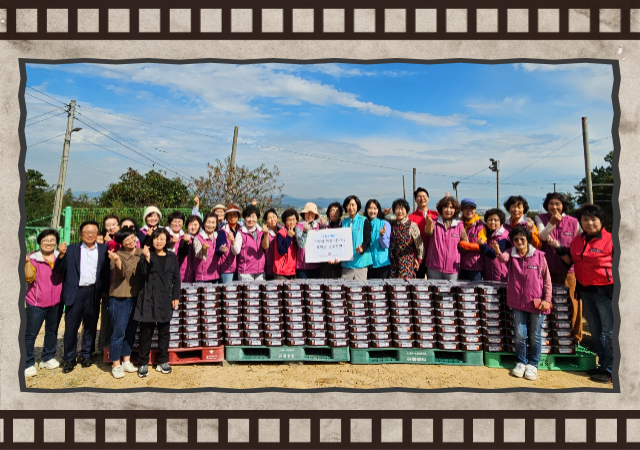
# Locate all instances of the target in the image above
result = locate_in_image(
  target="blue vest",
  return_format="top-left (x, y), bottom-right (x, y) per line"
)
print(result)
top-left (342, 214), bottom-right (373, 269)
top-left (369, 218), bottom-right (390, 268)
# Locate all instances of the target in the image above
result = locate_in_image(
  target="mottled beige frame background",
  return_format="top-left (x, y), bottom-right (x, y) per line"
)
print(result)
top-left (0, 18), bottom-right (633, 437)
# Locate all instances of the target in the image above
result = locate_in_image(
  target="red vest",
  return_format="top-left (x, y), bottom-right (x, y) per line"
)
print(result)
top-left (570, 229), bottom-right (613, 286)
top-left (274, 228), bottom-right (297, 276)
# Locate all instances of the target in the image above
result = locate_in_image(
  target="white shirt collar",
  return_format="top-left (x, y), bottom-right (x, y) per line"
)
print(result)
top-left (29, 250), bottom-right (59, 262)
top-left (81, 242), bottom-right (98, 251)
top-left (437, 215), bottom-right (461, 227)
top-left (511, 244), bottom-right (536, 258)
top-left (165, 226), bottom-right (185, 237)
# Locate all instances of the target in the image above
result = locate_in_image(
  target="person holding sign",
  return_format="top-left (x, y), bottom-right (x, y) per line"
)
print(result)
top-left (320, 202), bottom-right (344, 279)
top-left (389, 199), bottom-right (424, 280)
top-left (274, 208), bottom-right (299, 279)
top-left (295, 202), bottom-right (324, 279)
top-left (341, 195), bottom-right (372, 281)
top-left (365, 199), bottom-right (391, 279)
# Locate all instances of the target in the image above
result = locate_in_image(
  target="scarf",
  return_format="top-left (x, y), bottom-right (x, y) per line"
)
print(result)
top-left (464, 213), bottom-right (486, 241)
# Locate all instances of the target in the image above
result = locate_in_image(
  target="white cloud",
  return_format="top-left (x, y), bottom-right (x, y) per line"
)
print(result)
top-left (467, 96), bottom-right (527, 115)
top-left (468, 119), bottom-right (487, 126)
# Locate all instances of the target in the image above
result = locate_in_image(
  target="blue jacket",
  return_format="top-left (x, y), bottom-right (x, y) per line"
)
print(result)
top-left (53, 242), bottom-right (110, 306)
top-left (369, 218), bottom-right (391, 268)
top-left (342, 214), bottom-right (373, 270)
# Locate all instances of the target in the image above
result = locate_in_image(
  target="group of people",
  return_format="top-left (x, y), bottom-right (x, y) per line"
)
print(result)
top-left (24, 188), bottom-right (614, 385)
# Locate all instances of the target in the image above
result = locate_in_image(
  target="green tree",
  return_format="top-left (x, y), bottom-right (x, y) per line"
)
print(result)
top-left (191, 156), bottom-right (284, 213)
top-left (25, 169), bottom-right (54, 226)
top-left (574, 150), bottom-right (614, 229)
top-left (98, 168), bottom-right (191, 208)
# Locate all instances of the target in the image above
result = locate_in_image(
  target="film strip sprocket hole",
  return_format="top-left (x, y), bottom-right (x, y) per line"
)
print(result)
top-left (0, 2), bottom-right (639, 39)
top-left (1, 411), bottom-right (640, 448)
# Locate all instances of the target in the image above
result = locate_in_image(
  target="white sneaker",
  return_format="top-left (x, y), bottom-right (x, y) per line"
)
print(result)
top-left (511, 362), bottom-right (526, 378)
top-left (111, 365), bottom-right (125, 379)
top-left (524, 365), bottom-right (538, 381)
top-left (25, 366), bottom-right (37, 378)
top-left (39, 358), bottom-right (60, 370)
top-left (121, 361), bottom-right (138, 373)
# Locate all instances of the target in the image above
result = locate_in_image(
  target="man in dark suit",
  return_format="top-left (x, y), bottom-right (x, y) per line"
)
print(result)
top-left (54, 221), bottom-right (110, 373)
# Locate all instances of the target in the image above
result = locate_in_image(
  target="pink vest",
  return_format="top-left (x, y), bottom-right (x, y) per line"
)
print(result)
top-left (460, 220), bottom-right (484, 271)
top-left (296, 221), bottom-right (322, 271)
top-left (26, 251), bottom-right (63, 308)
top-left (218, 224), bottom-right (238, 275)
top-left (192, 233), bottom-right (220, 281)
top-left (169, 232), bottom-right (191, 282)
top-left (237, 226), bottom-right (266, 275)
top-left (537, 213), bottom-right (579, 275)
top-left (425, 217), bottom-right (465, 274)
top-left (505, 248), bottom-right (550, 314)
top-left (482, 227), bottom-right (509, 282)
top-left (264, 227), bottom-right (280, 277)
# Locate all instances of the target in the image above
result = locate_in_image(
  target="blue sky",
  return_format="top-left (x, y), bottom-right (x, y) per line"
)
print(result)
top-left (24, 62), bottom-right (615, 210)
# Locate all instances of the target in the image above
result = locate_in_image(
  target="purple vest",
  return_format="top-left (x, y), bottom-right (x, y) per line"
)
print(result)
top-left (26, 251), bottom-right (63, 308)
top-left (460, 220), bottom-right (484, 271)
top-left (425, 217), bottom-right (465, 274)
top-left (482, 227), bottom-right (509, 282)
top-left (506, 248), bottom-right (550, 314)
top-left (296, 221), bottom-right (322, 271)
top-left (169, 233), bottom-right (191, 282)
top-left (538, 213), bottom-right (578, 275)
top-left (237, 226), bottom-right (266, 275)
top-left (218, 224), bottom-right (238, 275)
top-left (193, 233), bottom-right (219, 281)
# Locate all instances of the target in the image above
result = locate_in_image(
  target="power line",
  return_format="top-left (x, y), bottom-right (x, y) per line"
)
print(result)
top-left (74, 110), bottom-right (195, 179)
top-left (27, 134), bottom-right (66, 148)
top-left (26, 107), bottom-right (67, 121)
top-left (73, 118), bottom-right (193, 183)
top-left (459, 166), bottom-right (490, 181)
top-left (24, 92), bottom-right (69, 111)
top-left (73, 134), bottom-right (155, 169)
top-left (24, 112), bottom-right (67, 127)
top-left (502, 134), bottom-right (583, 181)
top-left (26, 85), bottom-right (69, 106)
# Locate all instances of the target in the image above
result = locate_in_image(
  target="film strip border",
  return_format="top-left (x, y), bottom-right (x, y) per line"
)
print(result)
top-left (0, 410), bottom-right (639, 448)
top-left (1, 1), bottom-right (640, 40)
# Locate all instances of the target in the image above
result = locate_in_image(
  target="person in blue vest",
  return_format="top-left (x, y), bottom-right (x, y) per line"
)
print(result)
top-left (364, 199), bottom-right (391, 279)
top-left (341, 195), bottom-right (372, 280)
top-left (53, 221), bottom-right (111, 373)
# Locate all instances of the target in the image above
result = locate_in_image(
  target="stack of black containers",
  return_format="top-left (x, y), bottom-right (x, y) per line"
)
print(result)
top-left (324, 280), bottom-right (349, 347)
top-left (549, 284), bottom-right (576, 354)
top-left (410, 279), bottom-right (436, 349)
top-left (262, 280), bottom-right (285, 346)
top-left (222, 282), bottom-right (243, 346)
top-left (456, 282), bottom-right (483, 351)
top-left (478, 282), bottom-right (506, 352)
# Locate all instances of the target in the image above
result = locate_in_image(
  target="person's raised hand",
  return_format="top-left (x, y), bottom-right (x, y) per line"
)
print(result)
top-left (383, 207), bottom-right (391, 216)
top-left (380, 225), bottom-right (387, 236)
top-left (356, 245), bottom-right (364, 254)
top-left (104, 234), bottom-right (112, 243)
top-left (251, 198), bottom-right (257, 206)
top-left (547, 237), bottom-right (560, 248)
top-left (550, 211), bottom-right (562, 225)
top-left (287, 227), bottom-right (296, 238)
top-left (202, 242), bottom-right (211, 254)
top-left (477, 237), bottom-right (486, 246)
top-left (171, 234), bottom-right (180, 244)
top-left (183, 234), bottom-right (192, 244)
top-left (262, 224), bottom-right (269, 234)
top-left (490, 241), bottom-right (501, 253)
top-left (107, 250), bottom-right (119, 261)
top-left (303, 223), bottom-right (311, 233)
top-left (96, 235), bottom-right (104, 244)
top-left (57, 242), bottom-right (67, 256)
top-left (526, 218), bottom-right (536, 232)
top-left (194, 195), bottom-right (200, 208)
top-left (219, 244), bottom-right (227, 253)
top-left (227, 232), bottom-right (235, 246)
top-left (320, 217), bottom-right (327, 227)
top-left (142, 245), bottom-right (151, 262)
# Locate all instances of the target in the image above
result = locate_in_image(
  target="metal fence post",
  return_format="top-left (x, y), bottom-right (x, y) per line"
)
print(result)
top-left (63, 206), bottom-right (72, 244)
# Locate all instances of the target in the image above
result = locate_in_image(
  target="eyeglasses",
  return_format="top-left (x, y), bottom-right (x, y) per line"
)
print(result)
top-left (513, 237), bottom-right (527, 243)
top-left (40, 240), bottom-right (57, 245)
top-left (82, 231), bottom-right (98, 236)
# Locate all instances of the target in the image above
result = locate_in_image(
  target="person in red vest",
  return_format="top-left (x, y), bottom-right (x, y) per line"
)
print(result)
top-left (408, 187), bottom-right (438, 279)
top-left (274, 208), bottom-right (299, 279)
top-left (554, 203), bottom-right (614, 384)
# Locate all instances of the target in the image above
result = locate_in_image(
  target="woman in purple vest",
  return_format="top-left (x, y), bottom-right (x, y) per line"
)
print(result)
top-left (237, 204), bottom-right (270, 281)
top-left (458, 198), bottom-right (484, 281)
top-left (24, 229), bottom-right (64, 378)
top-left (263, 208), bottom-right (282, 281)
top-left (535, 192), bottom-right (583, 345)
top-left (424, 196), bottom-right (469, 281)
top-left (494, 226), bottom-right (552, 382)
top-left (477, 208), bottom-right (510, 281)
top-left (193, 212), bottom-right (221, 283)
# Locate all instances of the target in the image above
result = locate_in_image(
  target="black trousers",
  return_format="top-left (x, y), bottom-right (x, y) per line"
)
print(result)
top-left (63, 285), bottom-right (100, 362)
top-left (415, 264), bottom-right (427, 279)
top-left (367, 266), bottom-right (390, 280)
top-left (138, 322), bottom-right (170, 365)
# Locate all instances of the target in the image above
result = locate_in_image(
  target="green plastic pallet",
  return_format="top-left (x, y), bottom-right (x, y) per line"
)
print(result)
top-left (350, 348), bottom-right (484, 366)
top-left (484, 346), bottom-right (597, 371)
top-left (225, 345), bottom-right (350, 362)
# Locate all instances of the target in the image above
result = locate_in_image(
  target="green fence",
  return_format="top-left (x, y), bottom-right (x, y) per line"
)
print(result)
top-left (25, 206), bottom-right (72, 253)
top-left (68, 207), bottom-right (192, 243)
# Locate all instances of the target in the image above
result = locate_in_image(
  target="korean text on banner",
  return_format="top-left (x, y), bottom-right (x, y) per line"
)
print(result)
top-left (304, 228), bottom-right (354, 263)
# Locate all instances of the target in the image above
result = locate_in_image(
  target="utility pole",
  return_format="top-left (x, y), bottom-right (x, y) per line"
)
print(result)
top-left (227, 125), bottom-right (239, 203)
top-left (51, 100), bottom-right (79, 229)
top-left (230, 125), bottom-right (239, 167)
top-left (402, 176), bottom-right (406, 201)
top-left (412, 168), bottom-right (417, 211)
top-left (452, 181), bottom-right (460, 201)
top-left (554, 182), bottom-right (556, 193)
top-left (489, 158), bottom-right (500, 209)
top-left (581, 117), bottom-right (594, 204)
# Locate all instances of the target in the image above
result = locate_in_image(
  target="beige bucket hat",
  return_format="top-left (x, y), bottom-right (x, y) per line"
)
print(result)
top-left (300, 202), bottom-right (320, 220)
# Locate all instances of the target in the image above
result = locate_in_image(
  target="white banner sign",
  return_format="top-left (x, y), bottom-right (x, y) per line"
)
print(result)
top-left (304, 228), bottom-right (354, 263)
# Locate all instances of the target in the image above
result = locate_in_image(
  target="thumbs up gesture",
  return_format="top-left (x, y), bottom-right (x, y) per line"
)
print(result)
top-left (262, 224), bottom-right (269, 234)
top-left (183, 234), bottom-right (192, 244)
top-left (380, 225), bottom-right (387, 236)
top-left (202, 242), bottom-right (210, 254)
top-left (171, 233), bottom-right (180, 244)
top-left (57, 242), bottom-right (67, 257)
top-left (227, 232), bottom-right (235, 246)
top-left (142, 245), bottom-right (151, 262)
top-left (194, 195), bottom-right (200, 208)
top-left (107, 250), bottom-right (119, 261)
top-left (303, 223), bottom-right (311, 233)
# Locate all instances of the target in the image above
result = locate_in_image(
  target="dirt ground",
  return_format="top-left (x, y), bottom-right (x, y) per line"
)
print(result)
top-left (25, 319), bottom-right (612, 390)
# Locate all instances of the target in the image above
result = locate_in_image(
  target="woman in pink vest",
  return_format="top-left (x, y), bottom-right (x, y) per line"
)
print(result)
top-left (263, 208), bottom-right (282, 280)
top-left (554, 203), bottom-right (614, 384)
top-left (295, 202), bottom-right (324, 279)
top-left (424, 196), bottom-right (469, 281)
top-left (24, 229), bottom-right (64, 378)
top-left (274, 208), bottom-right (299, 279)
top-left (216, 204), bottom-right (242, 284)
top-left (535, 192), bottom-right (583, 344)
top-left (494, 226), bottom-right (552, 382)
top-left (193, 212), bottom-right (220, 283)
top-left (165, 211), bottom-right (191, 283)
top-left (179, 215), bottom-right (202, 283)
top-left (237, 205), bottom-right (270, 281)
top-left (477, 208), bottom-right (510, 281)
top-left (458, 198), bottom-right (484, 281)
